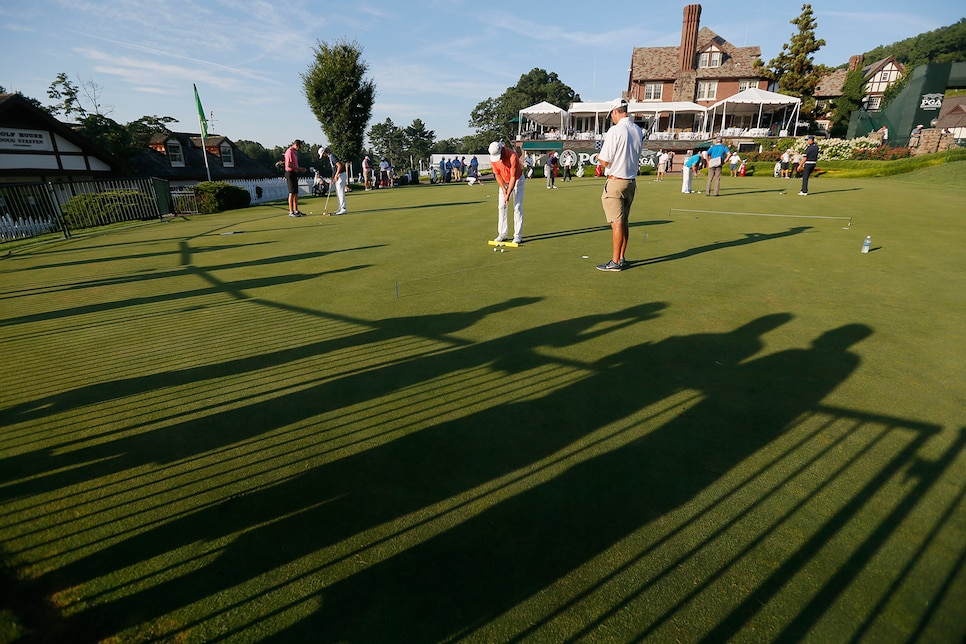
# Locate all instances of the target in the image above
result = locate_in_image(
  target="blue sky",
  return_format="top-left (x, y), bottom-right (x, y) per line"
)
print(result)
top-left (1, 1), bottom-right (961, 149)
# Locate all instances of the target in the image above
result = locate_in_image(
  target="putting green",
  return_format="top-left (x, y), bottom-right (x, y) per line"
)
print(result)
top-left (1, 166), bottom-right (964, 641)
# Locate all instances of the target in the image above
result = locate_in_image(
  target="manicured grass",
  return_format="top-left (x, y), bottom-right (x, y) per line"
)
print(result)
top-left (1, 167), bottom-right (965, 642)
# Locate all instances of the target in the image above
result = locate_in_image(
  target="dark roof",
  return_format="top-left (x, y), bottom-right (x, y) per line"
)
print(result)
top-left (130, 132), bottom-right (273, 181)
top-left (815, 56), bottom-right (905, 98)
top-left (631, 28), bottom-right (763, 82)
top-left (815, 69), bottom-right (849, 98)
top-left (936, 95), bottom-right (966, 128)
top-left (862, 56), bottom-right (904, 79)
top-left (0, 92), bottom-right (123, 174)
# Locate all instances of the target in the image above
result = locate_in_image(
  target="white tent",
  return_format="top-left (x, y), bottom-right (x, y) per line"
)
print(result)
top-left (628, 101), bottom-right (707, 134)
top-left (566, 100), bottom-right (621, 138)
top-left (706, 88), bottom-right (801, 136)
top-left (517, 101), bottom-right (568, 139)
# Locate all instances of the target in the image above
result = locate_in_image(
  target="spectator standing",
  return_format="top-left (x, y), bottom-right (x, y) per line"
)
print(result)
top-left (595, 100), bottom-right (643, 272)
top-left (729, 151), bottom-right (742, 177)
top-left (438, 158), bottom-right (446, 185)
top-left (656, 150), bottom-right (669, 181)
top-left (562, 154), bottom-right (573, 181)
top-left (452, 156), bottom-right (462, 181)
top-left (284, 139), bottom-right (305, 217)
top-left (362, 155), bottom-right (373, 190)
top-left (319, 148), bottom-right (348, 215)
top-left (488, 142), bottom-right (525, 244)
top-left (798, 135), bottom-right (820, 196)
top-left (469, 155), bottom-right (479, 177)
top-left (380, 157), bottom-right (391, 187)
top-left (704, 136), bottom-right (729, 197)
top-left (781, 149), bottom-right (791, 178)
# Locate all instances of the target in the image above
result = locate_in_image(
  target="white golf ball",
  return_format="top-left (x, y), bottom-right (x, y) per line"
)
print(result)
top-left (493, 248), bottom-right (498, 252)
top-left (500, 249), bottom-right (505, 253)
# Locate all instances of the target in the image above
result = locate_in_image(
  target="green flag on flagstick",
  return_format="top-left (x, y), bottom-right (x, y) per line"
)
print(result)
top-left (193, 84), bottom-right (208, 140)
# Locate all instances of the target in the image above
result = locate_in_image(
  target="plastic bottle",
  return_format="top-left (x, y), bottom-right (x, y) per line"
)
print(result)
top-left (861, 236), bottom-right (871, 253)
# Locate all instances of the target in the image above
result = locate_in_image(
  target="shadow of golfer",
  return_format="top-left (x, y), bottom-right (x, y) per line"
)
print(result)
top-left (266, 323), bottom-right (872, 642)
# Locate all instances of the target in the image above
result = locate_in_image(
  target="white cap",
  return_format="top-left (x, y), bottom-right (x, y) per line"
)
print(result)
top-left (488, 141), bottom-right (502, 162)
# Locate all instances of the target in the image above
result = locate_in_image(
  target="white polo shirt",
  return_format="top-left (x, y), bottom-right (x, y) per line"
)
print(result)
top-left (598, 116), bottom-right (644, 180)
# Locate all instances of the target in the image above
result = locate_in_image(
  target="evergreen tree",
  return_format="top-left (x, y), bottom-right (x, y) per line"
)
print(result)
top-left (757, 4), bottom-right (831, 120)
top-left (403, 119), bottom-right (435, 169)
top-left (367, 118), bottom-right (406, 164)
top-left (302, 39), bottom-right (375, 165)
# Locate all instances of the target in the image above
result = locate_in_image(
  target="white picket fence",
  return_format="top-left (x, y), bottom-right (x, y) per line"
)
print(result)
top-left (224, 177), bottom-right (317, 205)
top-left (0, 214), bottom-right (58, 241)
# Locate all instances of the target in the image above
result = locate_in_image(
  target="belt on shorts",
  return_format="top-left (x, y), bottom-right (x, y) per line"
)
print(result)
top-left (607, 176), bottom-right (635, 181)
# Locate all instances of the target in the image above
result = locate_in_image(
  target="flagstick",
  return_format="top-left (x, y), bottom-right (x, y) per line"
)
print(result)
top-left (193, 84), bottom-right (212, 182)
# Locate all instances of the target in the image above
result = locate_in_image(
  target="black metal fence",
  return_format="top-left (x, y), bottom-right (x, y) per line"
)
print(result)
top-left (0, 177), bottom-right (170, 242)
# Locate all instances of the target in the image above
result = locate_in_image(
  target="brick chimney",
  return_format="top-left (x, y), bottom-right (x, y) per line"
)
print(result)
top-left (848, 55), bottom-right (864, 72)
top-left (679, 4), bottom-right (702, 71)
top-left (673, 4), bottom-right (702, 102)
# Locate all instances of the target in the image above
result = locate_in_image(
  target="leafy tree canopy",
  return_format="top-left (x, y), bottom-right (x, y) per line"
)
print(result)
top-left (302, 39), bottom-right (375, 164)
top-left (861, 17), bottom-right (966, 67)
top-left (469, 68), bottom-right (580, 143)
top-left (756, 4), bottom-right (831, 117)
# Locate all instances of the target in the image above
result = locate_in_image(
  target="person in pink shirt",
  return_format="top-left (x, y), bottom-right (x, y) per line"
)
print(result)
top-left (284, 139), bottom-right (304, 217)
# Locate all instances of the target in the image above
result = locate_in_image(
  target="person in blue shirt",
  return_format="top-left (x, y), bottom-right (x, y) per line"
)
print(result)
top-left (704, 136), bottom-right (730, 197)
top-left (682, 151), bottom-right (702, 194)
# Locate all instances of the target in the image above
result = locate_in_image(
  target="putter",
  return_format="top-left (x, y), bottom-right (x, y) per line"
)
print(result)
top-left (322, 182), bottom-right (332, 215)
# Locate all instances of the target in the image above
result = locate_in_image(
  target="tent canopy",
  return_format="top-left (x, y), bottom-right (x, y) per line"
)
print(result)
top-left (706, 88), bottom-right (801, 135)
top-left (517, 101), bottom-right (568, 128)
top-left (628, 101), bottom-right (706, 115)
top-left (708, 88), bottom-right (801, 115)
top-left (568, 99), bottom-right (622, 116)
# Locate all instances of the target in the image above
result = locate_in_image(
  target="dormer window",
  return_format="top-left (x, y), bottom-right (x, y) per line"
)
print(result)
top-left (166, 141), bottom-right (185, 167)
top-left (220, 143), bottom-right (234, 167)
top-left (698, 49), bottom-right (722, 68)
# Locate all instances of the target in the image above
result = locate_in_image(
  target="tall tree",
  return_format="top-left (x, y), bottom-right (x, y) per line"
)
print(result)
top-left (47, 73), bottom-right (111, 120)
top-left (367, 118), bottom-right (406, 163)
top-left (403, 119), bottom-right (435, 168)
top-left (756, 4), bottom-right (830, 119)
top-left (47, 72), bottom-right (85, 120)
top-left (302, 39), bottom-right (375, 165)
top-left (469, 68), bottom-right (580, 142)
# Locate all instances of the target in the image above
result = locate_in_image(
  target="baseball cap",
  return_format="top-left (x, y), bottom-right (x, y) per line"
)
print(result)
top-left (806, 135), bottom-right (815, 141)
top-left (715, 136), bottom-right (723, 142)
top-left (488, 141), bottom-right (502, 162)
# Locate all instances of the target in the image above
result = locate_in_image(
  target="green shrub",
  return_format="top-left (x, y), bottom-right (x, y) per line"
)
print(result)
top-left (193, 182), bottom-right (251, 214)
top-left (61, 190), bottom-right (154, 228)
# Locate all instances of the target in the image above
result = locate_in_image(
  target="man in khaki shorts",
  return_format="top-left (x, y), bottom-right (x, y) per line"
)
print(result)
top-left (596, 100), bottom-right (643, 271)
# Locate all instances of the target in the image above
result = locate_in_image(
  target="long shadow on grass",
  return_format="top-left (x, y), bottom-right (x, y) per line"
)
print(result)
top-left (267, 322), bottom-right (877, 642)
top-left (628, 225), bottom-right (811, 268)
top-left (0, 296), bottom-right (545, 499)
top-left (31, 309), bottom-right (882, 643)
top-left (32, 302), bottom-right (667, 639)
